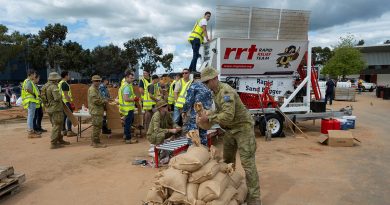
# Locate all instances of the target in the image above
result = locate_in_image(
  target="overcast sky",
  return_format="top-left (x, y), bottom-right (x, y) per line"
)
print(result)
top-left (1, 0), bottom-right (390, 73)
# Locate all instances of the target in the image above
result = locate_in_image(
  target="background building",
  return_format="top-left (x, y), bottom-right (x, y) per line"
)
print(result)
top-left (357, 44), bottom-right (390, 86)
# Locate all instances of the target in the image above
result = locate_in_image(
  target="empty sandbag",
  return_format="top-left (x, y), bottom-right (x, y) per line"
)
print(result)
top-left (157, 167), bottom-right (188, 195)
top-left (145, 186), bottom-right (165, 204)
top-left (198, 172), bottom-right (230, 202)
top-left (205, 186), bottom-right (238, 205)
top-left (234, 181), bottom-right (248, 204)
top-left (229, 171), bottom-right (244, 189)
top-left (169, 146), bottom-right (210, 172)
top-left (187, 183), bottom-right (199, 203)
top-left (189, 160), bottom-right (220, 184)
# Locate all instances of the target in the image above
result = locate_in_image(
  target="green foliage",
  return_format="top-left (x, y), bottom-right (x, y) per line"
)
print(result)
top-left (357, 39), bottom-right (365, 46)
top-left (323, 35), bottom-right (366, 78)
top-left (124, 36), bottom-right (173, 73)
top-left (312, 46), bottom-right (333, 65)
top-left (91, 44), bottom-right (127, 77)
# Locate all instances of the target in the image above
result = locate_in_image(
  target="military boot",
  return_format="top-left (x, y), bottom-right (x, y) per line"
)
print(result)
top-left (28, 130), bottom-right (41, 138)
top-left (50, 143), bottom-right (64, 149)
top-left (92, 142), bottom-right (107, 148)
top-left (66, 130), bottom-right (77, 137)
top-left (247, 199), bottom-right (262, 205)
top-left (59, 139), bottom-right (71, 145)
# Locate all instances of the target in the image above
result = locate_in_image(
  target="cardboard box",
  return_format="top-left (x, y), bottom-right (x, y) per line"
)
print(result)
top-left (318, 130), bottom-right (355, 147)
top-left (107, 118), bottom-right (123, 129)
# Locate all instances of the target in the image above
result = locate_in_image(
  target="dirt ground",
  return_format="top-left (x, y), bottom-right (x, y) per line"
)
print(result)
top-left (1, 92), bottom-right (390, 205)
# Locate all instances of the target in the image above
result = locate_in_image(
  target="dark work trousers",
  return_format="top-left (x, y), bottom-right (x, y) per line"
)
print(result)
top-left (63, 102), bottom-right (73, 131)
top-left (33, 106), bottom-right (43, 130)
top-left (102, 116), bottom-right (109, 131)
top-left (124, 110), bottom-right (134, 140)
top-left (189, 38), bottom-right (201, 72)
top-left (324, 91), bottom-right (333, 105)
top-left (5, 95), bottom-right (11, 107)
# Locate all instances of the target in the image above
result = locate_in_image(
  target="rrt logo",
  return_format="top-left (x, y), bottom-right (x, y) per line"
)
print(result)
top-left (224, 45), bottom-right (258, 60)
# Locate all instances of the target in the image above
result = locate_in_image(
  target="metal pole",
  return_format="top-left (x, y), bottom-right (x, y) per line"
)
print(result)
top-left (277, 8), bottom-right (283, 40)
top-left (306, 43), bottom-right (312, 109)
top-left (248, 7), bottom-right (253, 39)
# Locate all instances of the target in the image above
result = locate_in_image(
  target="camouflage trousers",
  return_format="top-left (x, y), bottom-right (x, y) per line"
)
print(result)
top-left (223, 123), bottom-right (261, 201)
top-left (91, 114), bottom-right (103, 143)
top-left (48, 111), bottom-right (64, 144)
top-left (147, 132), bottom-right (174, 145)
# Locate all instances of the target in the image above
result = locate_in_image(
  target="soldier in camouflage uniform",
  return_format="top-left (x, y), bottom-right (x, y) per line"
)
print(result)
top-left (88, 75), bottom-right (108, 148)
top-left (146, 100), bottom-right (181, 145)
top-left (182, 72), bottom-right (212, 146)
top-left (42, 72), bottom-right (71, 149)
top-left (198, 67), bottom-right (261, 205)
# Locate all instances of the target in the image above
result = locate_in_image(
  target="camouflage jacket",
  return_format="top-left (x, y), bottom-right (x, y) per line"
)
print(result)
top-left (44, 81), bottom-right (63, 113)
top-left (208, 82), bottom-right (254, 133)
top-left (88, 85), bottom-right (105, 115)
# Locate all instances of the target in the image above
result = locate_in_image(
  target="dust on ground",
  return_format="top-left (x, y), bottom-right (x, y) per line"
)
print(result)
top-left (1, 92), bottom-right (390, 205)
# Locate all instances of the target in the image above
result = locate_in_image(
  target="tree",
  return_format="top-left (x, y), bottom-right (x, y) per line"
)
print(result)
top-left (38, 23), bottom-right (68, 70)
top-left (0, 25), bottom-right (28, 71)
top-left (357, 39), bottom-right (365, 46)
top-left (62, 41), bottom-right (86, 72)
top-left (91, 44), bottom-right (128, 77)
top-left (124, 37), bottom-right (173, 73)
top-left (384, 40), bottom-right (390, 44)
top-left (312, 46), bottom-right (334, 65)
top-left (322, 35), bottom-right (366, 78)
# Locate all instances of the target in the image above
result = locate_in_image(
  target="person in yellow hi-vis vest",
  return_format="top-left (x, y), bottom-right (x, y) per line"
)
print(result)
top-left (167, 73), bottom-right (181, 111)
top-left (118, 71), bottom-right (140, 144)
top-left (59, 71), bottom-right (77, 137)
top-left (188, 11), bottom-right (211, 72)
top-left (139, 70), bottom-right (153, 133)
top-left (32, 75), bottom-right (46, 133)
top-left (174, 68), bottom-right (193, 126)
top-left (21, 69), bottom-right (41, 138)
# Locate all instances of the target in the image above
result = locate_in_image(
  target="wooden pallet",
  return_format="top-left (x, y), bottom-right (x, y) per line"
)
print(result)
top-left (0, 165), bottom-right (25, 198)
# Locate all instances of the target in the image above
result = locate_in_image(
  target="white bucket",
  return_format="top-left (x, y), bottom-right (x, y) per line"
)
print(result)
top-left (342, 116), bottom-right (356, 129)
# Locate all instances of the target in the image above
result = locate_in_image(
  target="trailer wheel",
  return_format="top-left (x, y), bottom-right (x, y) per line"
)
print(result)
top-left (258, 113), bottom-right (284, 137)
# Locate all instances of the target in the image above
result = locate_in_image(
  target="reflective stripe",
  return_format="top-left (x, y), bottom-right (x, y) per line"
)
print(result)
top-left (58, 80), bottom-right (73, 103)
top-left (175, 79), bottom-right (192, 108)
top-left (118, 82), bottom-right (135, 116)
top-left (188, 18), bottom-right (205, 44)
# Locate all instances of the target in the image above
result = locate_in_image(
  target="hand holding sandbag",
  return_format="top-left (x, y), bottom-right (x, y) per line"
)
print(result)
top-left (187, 129), bottom-right (201, 146)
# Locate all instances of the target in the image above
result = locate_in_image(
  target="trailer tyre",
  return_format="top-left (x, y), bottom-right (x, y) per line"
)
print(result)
top-left (258, 113), bottom-right (284, 137)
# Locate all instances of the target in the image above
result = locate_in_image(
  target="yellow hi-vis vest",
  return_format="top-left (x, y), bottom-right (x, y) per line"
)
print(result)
top-left (168, 80), bottom-right (177, 105)
top-left (58, 80), bottom-right (73, 103)
top-left (118, 82), bottom-right (135, 116)
top-left (175, 79), bottom-right (192, 108)
top-left (21, 79), bottom-right (39, 109)
top-left (32, 83), bottom-right (41, 108)
top-left (152, 83), bottom-right (161, 105)
top-left (141, 78), bottom-right (153, 111)
top-left (188, 18), bottom-right (205, 44)
top-left (121, 78), bottom-right (125, 87)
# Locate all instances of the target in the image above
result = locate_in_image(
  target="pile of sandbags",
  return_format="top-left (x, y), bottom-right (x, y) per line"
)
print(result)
top-left (144, 145), bottom-right (248, 205)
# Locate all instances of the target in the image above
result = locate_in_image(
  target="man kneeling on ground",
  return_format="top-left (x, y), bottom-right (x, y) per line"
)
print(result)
top-left (146, 100), bottom-right (181, 145)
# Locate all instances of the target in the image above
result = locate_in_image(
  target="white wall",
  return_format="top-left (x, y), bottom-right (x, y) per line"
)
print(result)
top-left (377, 74), bottom-right (390, 86)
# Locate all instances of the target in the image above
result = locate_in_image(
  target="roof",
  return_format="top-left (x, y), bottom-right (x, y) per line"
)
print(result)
top-left (356, 44), bottom-right (390, 53)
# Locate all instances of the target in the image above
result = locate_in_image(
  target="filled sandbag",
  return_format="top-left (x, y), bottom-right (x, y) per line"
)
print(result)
top-left (169, 146), bottom-right (210, 172)
top-left (228, 171), bottom-right (245, 189)
top-left (145, 186), bottom-right (165, 204)
top-left (193, 200), bottom-right (206, 205)
top-left (156, 167), bottom-right (188, 194)
top-left (189, 160), bottom-right (220, 184)
top-left (198, 172), bottom-right (230, 202)
top-left (219, 162), bottom-right (234, 174)
top-left (234, 181), bottom-right (248, 204)
top-left (227, 199), bottom-right (239, 205)
top-left (168, 191), bottom-right (190, 205)
top-left (187, 183), bottom-right (199, 203)
top-left (205, 186), bottom-right (238, 205)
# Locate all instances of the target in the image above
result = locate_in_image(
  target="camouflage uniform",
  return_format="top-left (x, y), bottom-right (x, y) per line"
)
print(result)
top-left (146, 110), bottom-right (175, 145)
top-left (182, 80), bottom-right (212, 146)
top-left (88, 82), bottom-right (106, 145)
top-left (44, 73), bottom-right (69, 148)
top-left (201, 67), bottom-right (261, 203)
